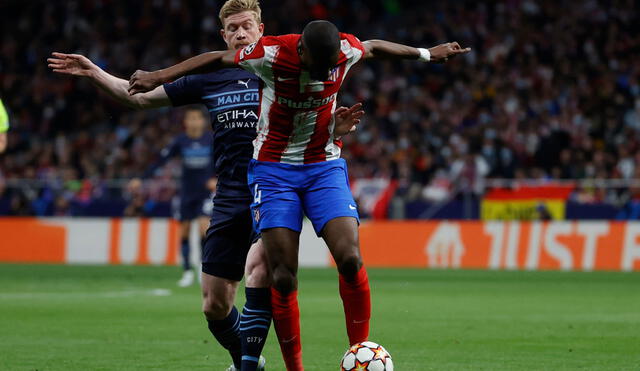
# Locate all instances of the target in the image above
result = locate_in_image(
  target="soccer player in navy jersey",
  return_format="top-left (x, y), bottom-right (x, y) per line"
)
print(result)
top-left (127, 20), bottom-right (469, 370)
top-left (131, 106), bottom-right (216, 287)
top-left (48, 2), bottom-right (362, 369)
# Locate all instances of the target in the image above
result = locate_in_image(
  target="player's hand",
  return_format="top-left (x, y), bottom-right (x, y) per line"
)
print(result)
top-left (128, 70), bottom-right (163, 95)
top-left (47, 52), bottom-right (97, 77)
top-left (428, 42), bottom-right (471, 63)
top-left (333, 103), bottom-right (365, 137)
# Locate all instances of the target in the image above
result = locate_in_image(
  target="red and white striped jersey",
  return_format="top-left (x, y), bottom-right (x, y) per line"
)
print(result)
top-left (234, 33), bottom-right (365, 164)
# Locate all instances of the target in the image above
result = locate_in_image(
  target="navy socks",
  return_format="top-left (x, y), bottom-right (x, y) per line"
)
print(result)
top-left (208, 306), bottom-right (242, 368)
top-left (180, 238), bottom-right (191, 271)
top-left (240, 287), bottom-right (272, 370)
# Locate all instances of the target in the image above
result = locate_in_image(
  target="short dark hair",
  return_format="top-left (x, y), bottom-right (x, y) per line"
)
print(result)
top-left (302, 20), bottom-right (340, 80)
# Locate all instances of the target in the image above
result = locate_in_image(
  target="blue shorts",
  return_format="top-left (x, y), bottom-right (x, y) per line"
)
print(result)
top-left (247, 158), bottom-right (359, 236)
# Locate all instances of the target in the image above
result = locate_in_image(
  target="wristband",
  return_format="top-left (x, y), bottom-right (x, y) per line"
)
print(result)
top-left (418, 48), bottom-right (431, 62)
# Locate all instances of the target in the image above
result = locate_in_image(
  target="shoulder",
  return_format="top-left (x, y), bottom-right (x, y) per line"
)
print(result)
top-left (217, 68), bottom-right (259, 81)
top-left (339, 33), bottom-right (365, 53)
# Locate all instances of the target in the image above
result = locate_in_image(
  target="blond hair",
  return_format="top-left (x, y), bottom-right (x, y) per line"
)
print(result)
top-left (219, 0), bottom-right (262, 27)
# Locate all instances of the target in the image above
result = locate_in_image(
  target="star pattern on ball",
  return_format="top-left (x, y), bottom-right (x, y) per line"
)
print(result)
top-left (354, 360), bottom-right (370, 370)
top-left (372, 346), bottom-right (389, 363)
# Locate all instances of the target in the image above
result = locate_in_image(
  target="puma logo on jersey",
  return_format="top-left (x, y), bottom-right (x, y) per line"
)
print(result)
top-left (237, 79), bottom-right (250, 89)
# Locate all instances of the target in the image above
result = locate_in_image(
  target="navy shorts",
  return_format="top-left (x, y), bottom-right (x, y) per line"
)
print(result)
top-left (201, 182), bottom-right (259, 281)
top-left (173, 193), bottom-right (213, 221)
top-left (247, 158), bottom-right (360, 236)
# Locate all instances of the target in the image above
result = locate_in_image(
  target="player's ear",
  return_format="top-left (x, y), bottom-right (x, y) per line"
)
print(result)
top-left (258, 23), bottom-right (264, 36)
top-left (220, 29), bottom-right (226, 39)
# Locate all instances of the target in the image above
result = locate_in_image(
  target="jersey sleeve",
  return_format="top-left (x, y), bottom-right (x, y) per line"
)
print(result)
top-left (234, 36), bottom-right (277, 77)
top-left (340, 33), bottom-right (366, 68)
top-left (0, 99), bottom-right (9, 133)
top-left (163, 75), bottom-right (204, 107)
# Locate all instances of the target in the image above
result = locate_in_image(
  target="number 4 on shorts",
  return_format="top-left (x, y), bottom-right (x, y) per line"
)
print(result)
top-left (253, 184), bottom-right (262, 204)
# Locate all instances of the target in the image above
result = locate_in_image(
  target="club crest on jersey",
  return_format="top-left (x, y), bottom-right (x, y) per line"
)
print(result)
top-left (241, 42), bottom-right (257, 58)
top-left (328, 67), bottom-right (340, 82)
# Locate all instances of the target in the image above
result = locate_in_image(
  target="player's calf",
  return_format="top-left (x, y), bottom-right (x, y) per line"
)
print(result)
top-left (241, 241), bottom-right (273, 371)
top-left (201, 274), bottom-right (242, 368)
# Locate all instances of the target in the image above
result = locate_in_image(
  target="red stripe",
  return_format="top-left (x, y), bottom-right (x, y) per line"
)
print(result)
top-left (303, 63), bottom-right (347, 163)
top-left (258, 42), bottom-right (302, 162)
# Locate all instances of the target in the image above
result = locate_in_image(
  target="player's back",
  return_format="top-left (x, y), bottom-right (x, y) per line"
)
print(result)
top-left (236, 33), bottom-right (365, 165)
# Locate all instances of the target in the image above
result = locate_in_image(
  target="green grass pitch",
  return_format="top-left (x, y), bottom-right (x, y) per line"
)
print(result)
top-left (0, 264), bottom-right (638, 370)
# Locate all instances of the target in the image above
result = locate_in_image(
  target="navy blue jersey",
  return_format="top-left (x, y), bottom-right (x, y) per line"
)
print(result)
top-left (146, 132), bottom-right (214, 199)
top-left (163, 69), bottom-right (259, 196)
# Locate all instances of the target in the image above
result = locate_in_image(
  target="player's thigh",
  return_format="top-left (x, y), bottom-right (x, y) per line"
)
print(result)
top-left (261, 227), bottom-right (300, 272)
top-left (321, 216), bottom-right (361, 263)
top-left (302, 159), bottom-right (360, 236)
top-left (244, 238), bottom-right (271, 288)
top-left (261, 227), bottom-right (300, 292)
top-left (201, 271), bottom-right (240, 319)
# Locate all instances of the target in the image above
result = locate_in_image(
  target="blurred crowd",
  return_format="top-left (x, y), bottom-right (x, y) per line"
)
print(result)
top-left (1, 0), bottom-right (639, 217)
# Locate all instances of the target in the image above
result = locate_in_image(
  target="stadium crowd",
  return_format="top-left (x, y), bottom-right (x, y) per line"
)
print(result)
top-left (1, 0), bottom-right (639, 217)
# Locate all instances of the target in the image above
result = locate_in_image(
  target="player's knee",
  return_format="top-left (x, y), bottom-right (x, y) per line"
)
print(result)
top-left (337, 253), bottom-right (362, 279)
top-left (202, 294), bottom-right (233, 320)
top-left (245, 260), bottom-right (271, 287)
top-left (272, 265), bottom-right (296, 295)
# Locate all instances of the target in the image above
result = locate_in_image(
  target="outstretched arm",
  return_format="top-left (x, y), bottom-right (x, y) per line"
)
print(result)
top-left (361, 40), bottom-right (470, 63)
top-left (47, 53), bottom-right (170, 109)
top-left (128, 50), bottom-right (237, 95)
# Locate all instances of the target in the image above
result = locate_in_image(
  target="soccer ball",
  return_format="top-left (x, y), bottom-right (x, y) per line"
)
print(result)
top-left (340, 341), bottom-right (393, 370)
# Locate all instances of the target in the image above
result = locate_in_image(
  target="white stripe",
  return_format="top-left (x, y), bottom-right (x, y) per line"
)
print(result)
top-left (324, 99), bottom-right (341, 161)
top-left (281, 110), bottom-right (318, 164)
top-left (342, 39), bottom-right (364, 71)
top-left (251, 45), bottom-right (279, 160)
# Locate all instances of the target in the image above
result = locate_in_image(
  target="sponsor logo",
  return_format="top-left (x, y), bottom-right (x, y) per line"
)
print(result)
top-left (277, 76), bottom-right (294, 82)
top-left (277, 93), bottom-right (337, 109)
top-left (216, 109), bottom-right (258, 123)
top-left (237, 79), bottom-right (250, 89)
top-left (349, 204), bottom-right (357, 210)
top-left (217, 92), bottom-right (260, 106)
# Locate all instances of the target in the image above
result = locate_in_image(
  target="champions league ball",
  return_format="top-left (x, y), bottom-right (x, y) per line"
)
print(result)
top-left (340, 341), bottom-right (393, 370)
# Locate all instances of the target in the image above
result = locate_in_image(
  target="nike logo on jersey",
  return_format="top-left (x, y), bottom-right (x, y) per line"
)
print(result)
top-left (349, 204), bottom-right (357, 210)
top-left (237, 79), bottom-right (250, 89)
top-left (277, 76), bottom-right (294, 82)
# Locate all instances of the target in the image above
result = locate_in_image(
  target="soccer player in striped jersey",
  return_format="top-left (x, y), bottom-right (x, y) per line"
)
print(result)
top-left (129, 20), bottom-right (468, 371)
top-left (49, 2), bottom-right (362, 370)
